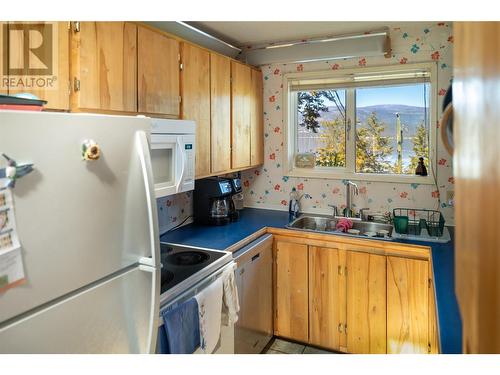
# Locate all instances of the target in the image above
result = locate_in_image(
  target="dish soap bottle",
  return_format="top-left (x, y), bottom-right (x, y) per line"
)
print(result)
top-left (289, 188), bottom-right (302, 220)
top-left (415, 157), bottom-right (428, 176)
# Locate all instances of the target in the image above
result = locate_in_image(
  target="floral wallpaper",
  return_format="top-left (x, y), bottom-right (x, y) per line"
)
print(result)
top-left (156, 192), bottom-right (193, 235)
top-left (241, 22), bottom-right (455, 224)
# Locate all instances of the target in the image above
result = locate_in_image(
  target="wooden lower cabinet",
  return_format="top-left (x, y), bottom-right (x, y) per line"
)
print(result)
top-left (308, 246), bottom-right (343, 351)
top-left (273, 235), bottom-right (438, 354)
top-left (387, 256), bottom-right (429, 354)
top-left (346, 251), bottom-right (387, 354)
top-left (274, 241), bottom-right (309, 342)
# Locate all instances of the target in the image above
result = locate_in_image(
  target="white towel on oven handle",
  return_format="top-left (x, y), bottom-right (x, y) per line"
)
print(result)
top-left (221, 262), bottom-right (240, 326)
top-left (195, 276), bottom-right (223, 354)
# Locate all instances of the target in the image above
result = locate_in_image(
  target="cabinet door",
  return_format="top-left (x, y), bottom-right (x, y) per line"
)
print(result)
top-left (210, 53), bottom-right (231, 174)
top-left (138, 26), bottom-right (180, 116)
top-left (6, 22), bottom-right (69, 110)
top-left (309, 246), bottom-right (342, 351)
top-left (231, 61), bottom-right (252, 169)
top-left (274, 241), bottom-right (308, 342)
top-left (71, 22), bottom-right (137, 112)
top-left (346, 251), bottom-right (387, 354)
top-left (181, 43), bottom-right (210, 177)
top-left (250, 69), bottom-right (264, 166)
top-left (387, 256), bottom-right (429, 354)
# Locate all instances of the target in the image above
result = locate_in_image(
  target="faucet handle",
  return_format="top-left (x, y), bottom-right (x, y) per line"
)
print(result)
top-left (328, 204), bottom-right (339, 217)
top-left (358, 208), bottom-right (370, 221)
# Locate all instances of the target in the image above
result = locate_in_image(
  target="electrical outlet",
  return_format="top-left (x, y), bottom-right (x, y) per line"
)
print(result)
top-left (446, 190), bottom-right (455, 207)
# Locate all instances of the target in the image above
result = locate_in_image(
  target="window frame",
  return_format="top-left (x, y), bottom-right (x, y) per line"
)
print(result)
top-left (283, 62), bottom-right (438, 185)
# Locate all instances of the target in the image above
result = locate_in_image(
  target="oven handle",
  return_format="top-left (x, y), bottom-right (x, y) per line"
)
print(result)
top-left (175, 137), bottom-right (186, 193)
top-left (158, 261), bottom-right (237, 327)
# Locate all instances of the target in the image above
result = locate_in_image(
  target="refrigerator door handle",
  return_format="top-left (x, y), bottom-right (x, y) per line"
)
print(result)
top-left (135, 130), bottom-right (160, 353)
top-left (135, 130), bottom-right (160, 268)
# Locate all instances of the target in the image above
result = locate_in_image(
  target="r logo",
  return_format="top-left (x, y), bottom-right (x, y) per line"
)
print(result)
top-left (3, 23), bottom-right (53, 76)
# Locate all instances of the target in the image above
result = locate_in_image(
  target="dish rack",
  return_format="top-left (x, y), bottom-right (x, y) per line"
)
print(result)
top-left (392, 208), bottom-right (445, 237)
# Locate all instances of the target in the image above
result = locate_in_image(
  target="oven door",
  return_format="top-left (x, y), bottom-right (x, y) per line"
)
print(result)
top-left (150, 134), bottom-right (181, 198)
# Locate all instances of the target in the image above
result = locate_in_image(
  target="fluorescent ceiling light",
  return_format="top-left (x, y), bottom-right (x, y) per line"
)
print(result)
top-left (175, 21), bottom-right (241, 52)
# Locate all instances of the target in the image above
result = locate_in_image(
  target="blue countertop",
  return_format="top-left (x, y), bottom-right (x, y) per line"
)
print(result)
top-left (160, 208), bottom-right (291, 250)
top-left (160, 207), bottom-right (462, 354)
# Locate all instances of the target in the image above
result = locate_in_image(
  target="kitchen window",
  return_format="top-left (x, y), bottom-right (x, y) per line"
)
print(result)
top-left (284, 63), bottom-right (438, 184)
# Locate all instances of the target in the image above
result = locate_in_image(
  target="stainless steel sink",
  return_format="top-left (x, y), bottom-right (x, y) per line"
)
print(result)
top-left (286, 215), bottom-right (393, 240)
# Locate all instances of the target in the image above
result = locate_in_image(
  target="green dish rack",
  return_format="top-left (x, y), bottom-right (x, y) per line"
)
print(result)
top-left (392, 208), bottom-right (445, 237)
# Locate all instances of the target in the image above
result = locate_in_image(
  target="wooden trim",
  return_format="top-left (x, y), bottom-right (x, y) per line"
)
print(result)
top-left (268, 228), bottom-right (431, 260)
top-left (225, 227), bottom-right (268, 254)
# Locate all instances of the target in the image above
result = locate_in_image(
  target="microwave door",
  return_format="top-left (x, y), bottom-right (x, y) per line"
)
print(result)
top-left (150, 135), bottom-right (178, 198)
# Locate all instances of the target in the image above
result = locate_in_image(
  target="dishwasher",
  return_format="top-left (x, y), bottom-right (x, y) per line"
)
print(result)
top-left (233, 234), bottom-right (273, 354)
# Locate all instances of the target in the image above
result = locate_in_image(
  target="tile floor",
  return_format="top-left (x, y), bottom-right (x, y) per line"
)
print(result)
top-left (264, 338), bottom-right (336, 354)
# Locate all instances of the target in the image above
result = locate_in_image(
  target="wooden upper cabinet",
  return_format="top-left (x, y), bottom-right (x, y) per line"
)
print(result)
top-left (346, 251), bottom-right (387, 354)
top-left (210, 53), bottom-right (232, 174)
top-left (138, 26), bottom-right (180, 116)
top-left (231, 61), bottom-right (252, 169)
top-left (5, 22), bottom-right (69, 110)
top-left (387, 256), bottom-right (429, 354)
top-left (71, 22), bottom-right (137, 112)
top-left (274, 241), bottom-right (309, 342)
top-left (181, 43), bottom-right (210, 177)
top-left (250, 69), bottom-right (264, 166)
top-left (308, 246), bottom-right (343, 351)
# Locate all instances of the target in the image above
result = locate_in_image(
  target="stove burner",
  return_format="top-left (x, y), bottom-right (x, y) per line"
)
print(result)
top-left (166, 251), bottom-right (210, 266)
top-left (161, 270), bottom-right (174, 285)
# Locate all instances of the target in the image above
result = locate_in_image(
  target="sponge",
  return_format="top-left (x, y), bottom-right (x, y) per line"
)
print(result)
top-left (336, 218), bottom-right (353, 233)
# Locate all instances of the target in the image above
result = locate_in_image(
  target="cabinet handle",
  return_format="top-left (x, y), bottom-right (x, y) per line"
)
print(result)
top-left (338, 323), bottom-right (343, 333)
top-left (73, 77), bottom-right (81, 92)
top-left (251, 253), bottom-right (260, 262)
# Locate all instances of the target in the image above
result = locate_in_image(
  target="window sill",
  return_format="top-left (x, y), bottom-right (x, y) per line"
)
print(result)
top-left (284, 167), bottom-right (436, 185)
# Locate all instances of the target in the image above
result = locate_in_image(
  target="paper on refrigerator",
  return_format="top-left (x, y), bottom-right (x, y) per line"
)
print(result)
top-left (0, 187), bottom-right (26, 293)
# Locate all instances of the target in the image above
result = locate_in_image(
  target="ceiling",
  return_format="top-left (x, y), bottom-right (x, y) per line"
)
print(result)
top-left (186, 21), bottom-right (430, 47)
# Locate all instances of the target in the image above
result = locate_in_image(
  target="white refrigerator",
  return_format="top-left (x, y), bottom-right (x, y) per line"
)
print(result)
top-left (0, 111), bottom-right (160, 353)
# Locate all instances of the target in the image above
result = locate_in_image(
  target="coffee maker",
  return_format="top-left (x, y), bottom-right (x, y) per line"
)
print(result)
top-left (193, 177), bottom-right (239, 225)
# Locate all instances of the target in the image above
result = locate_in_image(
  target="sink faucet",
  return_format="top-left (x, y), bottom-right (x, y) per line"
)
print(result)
top-left (344, 180), bottom-right (358, 218)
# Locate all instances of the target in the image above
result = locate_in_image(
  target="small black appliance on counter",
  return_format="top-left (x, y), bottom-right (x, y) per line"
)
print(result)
top-left (193, 177), bottom-right (240, 225)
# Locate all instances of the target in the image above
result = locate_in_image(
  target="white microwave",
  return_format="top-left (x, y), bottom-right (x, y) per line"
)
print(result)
top-left (150, 118), bottom-right (196, 198)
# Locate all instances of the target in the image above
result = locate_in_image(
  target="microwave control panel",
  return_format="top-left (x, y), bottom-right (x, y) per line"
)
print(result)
top-left (183, 136), bottom-right (195, 183)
